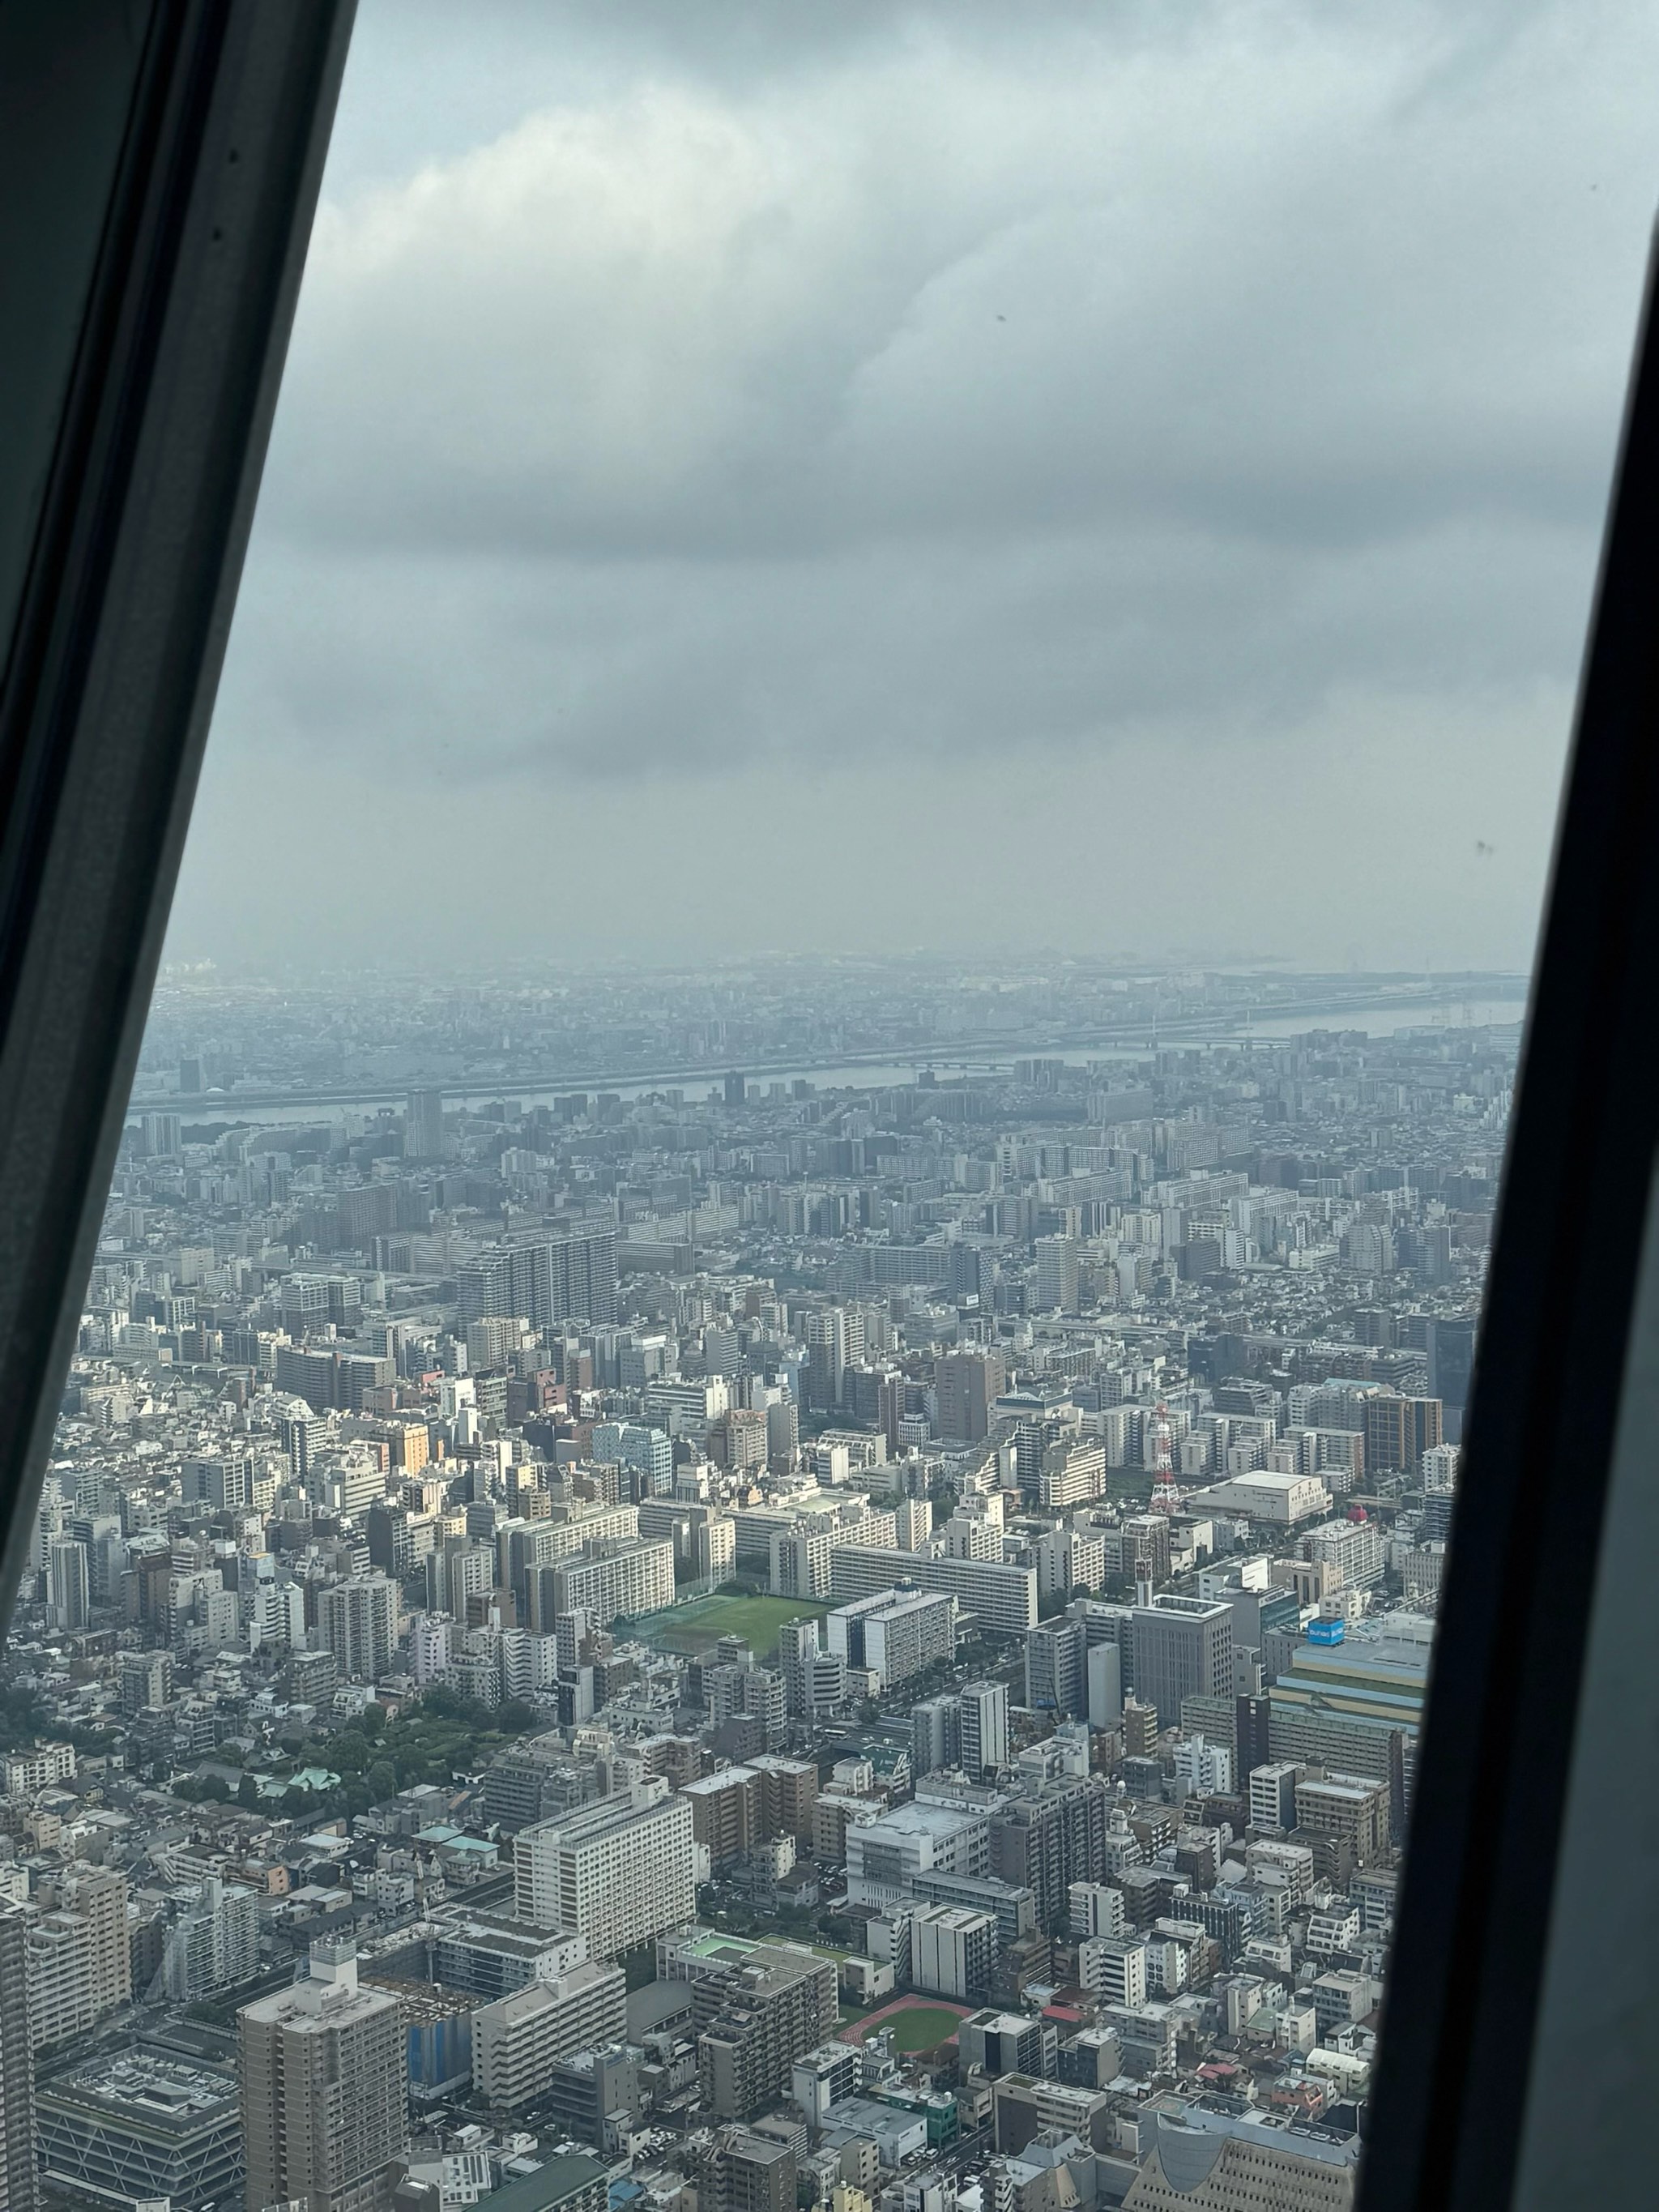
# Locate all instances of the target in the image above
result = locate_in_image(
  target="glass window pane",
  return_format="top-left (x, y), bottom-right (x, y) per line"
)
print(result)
top-left (12, 7), bottom-right (1657, 2210)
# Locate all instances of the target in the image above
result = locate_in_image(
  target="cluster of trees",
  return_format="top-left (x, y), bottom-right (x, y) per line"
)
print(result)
top-left (176, 1685), bottom-right (546, 1819)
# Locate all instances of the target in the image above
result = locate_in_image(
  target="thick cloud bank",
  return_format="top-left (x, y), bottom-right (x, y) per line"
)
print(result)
top-left (175, 0), bottom-right (1658, 968)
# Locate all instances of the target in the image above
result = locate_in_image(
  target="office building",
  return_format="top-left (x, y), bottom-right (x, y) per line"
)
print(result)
top-left (1363, 1394), bottom-right (1444, 1476)
top-left (1294, 1773), bottom-right (1390, 1867)
top-left (957, 2011), bottom-right (1057, 2081)
top-left (458, 1231), bottom-right (619, 1331)
top-left (1268, 1621), bottom-right (1431, 1808)
top-left (238, 1939), bottom-right (407, 2212)
top-left (34, 2048), bottom-right (239, 2212)
top-left (845, 1800), bottom-right (991, 1910)
top-left (791, 2041), bottom-right (864, 2130)
top-left (471, 1962), bottom-right (627, 2110)
top-left (514, 1791), bottom-right (697, 1958)
top-left (1185, 1472), bottom-right (1331, 1526)
top-left (1132, 1595), bottom-right (1234, 1730)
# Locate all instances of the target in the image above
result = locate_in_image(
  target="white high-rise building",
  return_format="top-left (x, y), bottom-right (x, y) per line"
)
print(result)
top-left (23, 1868), bottom-right (131, 2049)
top-left (316, 1574), bottom-right (398, 1682)
top-left (958, 1680), bottom-right (1009, 1776)
top-left (514, 1790), bottom-right (696, 1959)
top-left (471, 1961), bottom-right (627, 2109)
top-left (1080, 1935), bottom-right (1149, 2008)
top-left (163, 1877), bottom-right (261, 2001)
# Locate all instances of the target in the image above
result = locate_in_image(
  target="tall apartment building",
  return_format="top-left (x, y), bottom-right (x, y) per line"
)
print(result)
top-left (683, 1768), bottom-right (764, 1873)
top-left (24, 1867), bottom-right (131, 2049)
top-left (936, 1351), bottom-right (1007, 1444)
top-left (404, 1090), bottom-right (446, 1161)
top-left (458, 1232), bottom-right (618, 1331)
top-left (912, 1694), bottom-right (960, 1779)
top-left (238, 1940), bottom-right (407, 2212)
top-left (703, 2129), bottom-right (797, 2212)
top-left (163, 1877), bottom-right (261, 2000)
top-left (471, 1962), bottom-right (627, 2110)
top-left (1034, 1235), bottom-right (1081, 1313)
top-left (117, 1650), bottom-right (173, 1715)
top-left (514, 1791), bottom-right (696, 1958)
top-left (662, 1931), bottom-right (837, 2120)
top-left (825, 1586), bottom-right (956, 1692)
top-left (990, 1776), bottom-right (1110, 1930)
top-left (316, 1574), bottom-right (398, 1684)
top-left (1026, 1617), bottom-right (1087, 1718)
top-left (1131, 1596), bottom-right (1234, 1730)
top-left (911, 1905), bottom-right (996, 2003)
top-left (548, 1539), bottom-right (676, 1627)
top-left (961, 1680), bottom-right (1009, 1775)
top-left (830, 1547), bottom-right (1037, 1635)
top-left (0, 1911), bottom-right (36, 2212)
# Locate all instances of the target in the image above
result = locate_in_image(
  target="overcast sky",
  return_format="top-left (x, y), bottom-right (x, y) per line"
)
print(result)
top-left (167, 0), bottom-right (1659, 975)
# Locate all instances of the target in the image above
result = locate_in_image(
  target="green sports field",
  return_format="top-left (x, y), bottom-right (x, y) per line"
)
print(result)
top-left (842, 1997), bottom-right (970, 2052)
top-left (633, 1590), bottom-right (829, 1661)
top-left (885, 2004), bottom-right (966, 2052)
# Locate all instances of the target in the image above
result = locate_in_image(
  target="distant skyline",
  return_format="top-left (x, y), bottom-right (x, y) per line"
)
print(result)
top-left (166, 0), bottom-right (1659, 972)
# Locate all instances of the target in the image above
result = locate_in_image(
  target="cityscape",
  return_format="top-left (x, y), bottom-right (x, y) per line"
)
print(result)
top-left (0, 955), bottom-right (1509, 2212)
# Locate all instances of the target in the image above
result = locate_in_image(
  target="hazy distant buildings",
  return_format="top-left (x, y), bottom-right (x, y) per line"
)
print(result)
top-left (459, 1230), bottom-right (618, 1330)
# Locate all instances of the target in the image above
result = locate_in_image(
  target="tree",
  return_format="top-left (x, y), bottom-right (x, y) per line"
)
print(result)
top-left (237, 1774), bottom-right (260, 1809)
top-left (198, 1774), bottom-right (230, 1803)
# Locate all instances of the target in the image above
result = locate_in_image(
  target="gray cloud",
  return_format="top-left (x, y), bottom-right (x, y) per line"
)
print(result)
top-left (176, 0), bottom-right (1659, 971)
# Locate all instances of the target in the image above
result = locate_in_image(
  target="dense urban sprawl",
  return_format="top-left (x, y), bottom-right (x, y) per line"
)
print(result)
top-left (0, 960), bottom-right (1509, 2212)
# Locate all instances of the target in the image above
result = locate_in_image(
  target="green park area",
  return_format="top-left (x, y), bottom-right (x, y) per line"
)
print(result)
top-left (633, 1588), bottom-right (830, 1661)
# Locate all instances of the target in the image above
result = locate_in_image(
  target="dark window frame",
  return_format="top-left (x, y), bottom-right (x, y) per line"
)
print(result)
top-left (2, 17), bottom-right (1658, 2208)
top-left (0, 1), bottom-right (353, 1617)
